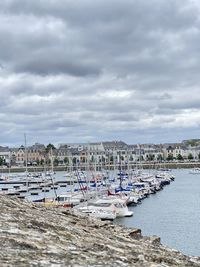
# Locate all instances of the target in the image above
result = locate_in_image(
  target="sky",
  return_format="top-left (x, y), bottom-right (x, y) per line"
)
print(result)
top-left (0, 0), bottom-right (200, 147)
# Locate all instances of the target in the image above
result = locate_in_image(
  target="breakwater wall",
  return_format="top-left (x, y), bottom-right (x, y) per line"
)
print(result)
top-left (1, 195), bottom-right (200, 267)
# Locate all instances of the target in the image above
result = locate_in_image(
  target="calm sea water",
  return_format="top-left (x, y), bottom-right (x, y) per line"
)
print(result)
top-left (115, 168), bottom-right (200, 256)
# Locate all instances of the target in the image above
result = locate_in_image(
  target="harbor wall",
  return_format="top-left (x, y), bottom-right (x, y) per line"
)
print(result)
top-left (1, 194), bottom-right (200, 267)
top-left (2, 162), bottom-right (200, 173)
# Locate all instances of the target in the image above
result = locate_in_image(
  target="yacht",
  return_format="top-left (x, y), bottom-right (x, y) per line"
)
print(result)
top-left (75, 202), bottom-right (117, 220)
top-left (55, 193), bottom-right (84, 207)
top-left (95, 197), bottom-right (133, 217)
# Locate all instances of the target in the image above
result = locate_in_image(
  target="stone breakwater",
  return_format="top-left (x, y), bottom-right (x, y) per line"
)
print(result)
top-left (0, 195), bottom-right (200, 267)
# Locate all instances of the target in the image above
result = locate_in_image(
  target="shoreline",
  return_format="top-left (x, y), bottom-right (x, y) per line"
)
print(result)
top-left (1, 161), bottom-right (200, 173)
top-left (1, 194), bottom-right (200, 266)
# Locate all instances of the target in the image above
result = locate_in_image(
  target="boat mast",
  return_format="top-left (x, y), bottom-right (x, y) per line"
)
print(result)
top-left (119, 150), bottom-right (122, 189)
top-left (8, 151), bottom-right (11, 177)
top-left (24, 133), bottom-right (28, 191)
top-left (50, 147), bottom-right (57, 199)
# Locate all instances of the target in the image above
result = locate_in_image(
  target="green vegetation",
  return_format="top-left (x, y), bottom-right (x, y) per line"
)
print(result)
top-left (147, 154), bottom-right (155, 161)
top-left (109, 155), bottom-right (114, 163)
top-left (64, 157), bottom-right (69, 165)
top-left (166, 153), bottom-right (174, 161)
top-left (137, 155), bottom-right (144, 161)
top-left (0, 157), bottom-right (5, 166)
top-left (72, 157), bottom-right (77, 165)
top-left (184, 139), bottom-right (200, 147)
top-left (45, 143), bottom-right (56, 153)
top-left (157, 154), bottom-right (163, 161)
top-left (53, 158), bottom-right (59, 166)
top-left (188, 153), bottom-right (194, 160)
top-left (120, 155), bottom-right (124, 161)
top-left (177, 154), bottom-right (183, 160)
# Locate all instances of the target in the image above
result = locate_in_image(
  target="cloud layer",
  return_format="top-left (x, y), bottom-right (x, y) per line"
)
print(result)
top-left (0, 0), bottom-right (200, 146)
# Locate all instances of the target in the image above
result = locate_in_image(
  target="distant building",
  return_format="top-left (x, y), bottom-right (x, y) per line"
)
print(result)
top-left (27, 143), bottom-right (45, 165)
top-left (0, 138), bottom-right (200, 167)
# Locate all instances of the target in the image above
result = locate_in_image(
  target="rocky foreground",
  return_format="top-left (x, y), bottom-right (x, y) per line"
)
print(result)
top-left (0, 195), bottom-right (200, 267)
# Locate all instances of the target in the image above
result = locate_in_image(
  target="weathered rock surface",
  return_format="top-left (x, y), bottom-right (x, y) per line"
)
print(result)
top-left (0, 195), bottom-right (199, 267)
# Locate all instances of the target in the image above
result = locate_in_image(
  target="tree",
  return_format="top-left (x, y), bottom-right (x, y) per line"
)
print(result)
top-left (109, 155), bottom-right (114, 163)
top-left (40, 159), bottom-right (44, 165)
top-left (198, 153), bottom-right (200, 161)
top-left (177, 154), bottom-right (183, 161)
top-left (185, 140), bottom-right (197, 147)
top-left (166, 153), bottom-right (173, 161)
top-left (53, 158), bottom-right (59, 166)
top-left (157, 154), bottom-right (163, 161)
top-left (72, 157), bottom-right (77, 165)
top-left (0, 157), bottom-right (4, 166)
top-left (64, 157), bottom-right (69, 165)
top-left (188, 153), bottom-right (194, 160)
top-left (137, 155), bottom-right (144, 161)
top-left (147, 154), bottom-right (155, 161)
top-left (45, 143), bottom-right (56, 153)
top-left (120, 155), bottom-right (124, 161)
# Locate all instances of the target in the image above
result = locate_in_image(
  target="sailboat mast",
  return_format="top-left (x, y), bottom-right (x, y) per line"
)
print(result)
top-left (24, 133), bottom-right (28, 191)
top-left (50, 147), bottom-right (57, 199)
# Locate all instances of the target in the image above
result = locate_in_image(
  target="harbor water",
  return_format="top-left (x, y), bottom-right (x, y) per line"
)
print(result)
top-left (115, 168), bottom-right (200, 256)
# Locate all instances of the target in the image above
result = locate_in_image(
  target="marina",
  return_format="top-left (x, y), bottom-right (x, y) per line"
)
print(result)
top-left (0, 167), bottom-right (199, 256)
top-left (0, 168), bottom-right (174, 208)
top-left (2, 0), bottom-right (200, 265)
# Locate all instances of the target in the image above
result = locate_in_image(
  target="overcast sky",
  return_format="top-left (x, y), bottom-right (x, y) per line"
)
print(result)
top-left (0, 0), bottom-right (200, 146)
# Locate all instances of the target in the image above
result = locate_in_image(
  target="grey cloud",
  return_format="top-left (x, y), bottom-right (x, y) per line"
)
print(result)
top-left (15, 56), bottom-right (101, 77)
top-left (1, 0), bottom-right (199, 78)
top-left (0, 0), bottom-right (200, 145)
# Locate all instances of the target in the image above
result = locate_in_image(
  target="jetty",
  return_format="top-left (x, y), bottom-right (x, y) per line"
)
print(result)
top-left (0, 179), bottom-right (71, 198)
top-left (0, 195), bottom-right (200, 266)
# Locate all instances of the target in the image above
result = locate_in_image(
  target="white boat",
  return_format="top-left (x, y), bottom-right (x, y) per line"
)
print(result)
top-left (95, 197), bottom-right (133, 217)
top-left (89, 209), bottom-right (116, 220)
top-left (32, 192), bottom-right (84, 207)
top-left (156, 171), bottom-right (175, 181)
top-left (75, 202), bottom-right (117, 220)
top-left (55, 193), bottom-right (84, 207)
top-left (125, 192), bottom-right (141, 205)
